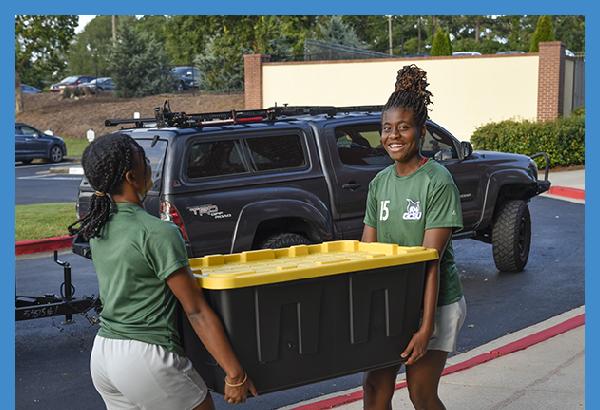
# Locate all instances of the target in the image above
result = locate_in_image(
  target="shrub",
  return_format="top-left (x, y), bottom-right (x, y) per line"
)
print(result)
top-left (431, 28), bottom-right (452, 56)
top-left (470, 111), bottom-right (584, 168)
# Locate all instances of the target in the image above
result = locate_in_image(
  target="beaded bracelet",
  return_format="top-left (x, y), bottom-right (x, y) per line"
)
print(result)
top-left (224, 372), bottom-right (247, 388)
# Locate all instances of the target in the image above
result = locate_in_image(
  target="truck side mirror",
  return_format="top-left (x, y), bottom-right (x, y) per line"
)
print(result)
top-left (461, 141), bottom-right (473, 159)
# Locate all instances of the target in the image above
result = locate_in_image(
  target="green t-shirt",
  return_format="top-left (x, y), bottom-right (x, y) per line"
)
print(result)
top-left (364, 160), bottom-right (464, 306)
top-left (90, 202), bottom-right (189, 355)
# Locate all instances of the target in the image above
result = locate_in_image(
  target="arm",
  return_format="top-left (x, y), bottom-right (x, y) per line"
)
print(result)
top-left (361, 224), bottom-right (377, 242)
top-left (401, 227), bottom-right (452, 365)
top-left (167, 267), bottom-right (257, 403)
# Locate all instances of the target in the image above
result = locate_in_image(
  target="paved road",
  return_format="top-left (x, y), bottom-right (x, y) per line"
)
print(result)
top-left (15, 196), bottom-right (584, 410)
top-left (15, 162), bottom-right (82, 205)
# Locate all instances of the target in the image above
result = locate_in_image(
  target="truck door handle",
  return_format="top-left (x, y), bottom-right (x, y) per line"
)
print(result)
top-left (342, 183), bottom-right (361, 190)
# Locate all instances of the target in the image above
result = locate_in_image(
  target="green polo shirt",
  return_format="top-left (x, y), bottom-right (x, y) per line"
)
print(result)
top-left (364, 160), bottom-right (464, 306)
top-left (90, 202), bottom-right (189, 355)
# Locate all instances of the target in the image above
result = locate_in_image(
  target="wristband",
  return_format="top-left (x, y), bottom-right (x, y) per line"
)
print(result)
top-left (224, 372), bottom-right (247, 388)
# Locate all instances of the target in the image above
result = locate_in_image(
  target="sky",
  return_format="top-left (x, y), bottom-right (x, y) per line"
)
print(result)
top-left (76, 15), bottom-right (95, 33)
top-left (77, 15), bottom-right (145, 33)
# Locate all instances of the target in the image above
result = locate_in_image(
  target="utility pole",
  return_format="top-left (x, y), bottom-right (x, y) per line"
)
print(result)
top-left (388, 15), bottom-right (393, 56)
top-left (417, 17), bottom-right (421, 54)
top-left (111, 16), bottom-right (118, 45)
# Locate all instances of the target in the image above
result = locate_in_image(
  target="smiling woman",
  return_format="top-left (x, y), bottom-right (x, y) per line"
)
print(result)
top-left (361, 64), bottom-right (466, 410)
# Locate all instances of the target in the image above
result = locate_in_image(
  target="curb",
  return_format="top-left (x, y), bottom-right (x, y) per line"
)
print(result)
top-left (547, 185), bottom-right (585, 200)
top-left (15, 235), bottom-right (73, 256)
top-left (48, 165), bottom-right (83, 175)
top-left (291, 313), bottom-right (585, 410)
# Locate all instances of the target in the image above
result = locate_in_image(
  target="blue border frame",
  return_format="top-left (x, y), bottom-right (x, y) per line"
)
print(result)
top-left (5, 1), bottom-right (596, 408)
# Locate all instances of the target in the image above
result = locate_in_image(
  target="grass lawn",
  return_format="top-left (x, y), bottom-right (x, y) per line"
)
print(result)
top-left (16, 203), bottom-right (76, 241)
top-left (63, 137), bottom-right (89, 160)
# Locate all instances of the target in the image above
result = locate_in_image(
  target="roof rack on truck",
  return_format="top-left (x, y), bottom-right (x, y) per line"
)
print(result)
top-left (104, 100), bottom-right (383, 129)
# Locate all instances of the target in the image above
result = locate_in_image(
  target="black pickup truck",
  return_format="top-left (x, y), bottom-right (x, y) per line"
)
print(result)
top-left (75, 104), bottom-right (550, 273)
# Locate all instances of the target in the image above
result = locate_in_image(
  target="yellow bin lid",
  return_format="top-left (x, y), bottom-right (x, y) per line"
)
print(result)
top-left (190, 240), bottom-right (438, 290)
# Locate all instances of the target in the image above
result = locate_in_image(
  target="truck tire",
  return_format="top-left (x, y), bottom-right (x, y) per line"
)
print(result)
top-left (260, 233), bottom-right (310, 250)
top-left (492, 200), bottom-right (531, 272)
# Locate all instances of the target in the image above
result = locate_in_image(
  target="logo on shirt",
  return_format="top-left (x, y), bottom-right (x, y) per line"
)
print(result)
top-left (402, 199), bottom-right (422, 220)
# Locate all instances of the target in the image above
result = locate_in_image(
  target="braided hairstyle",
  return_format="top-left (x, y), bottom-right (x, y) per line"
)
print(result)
top-left (68, 133), bottom-right (145, 240)
top-left (383, 64), bottom-right (433, 127)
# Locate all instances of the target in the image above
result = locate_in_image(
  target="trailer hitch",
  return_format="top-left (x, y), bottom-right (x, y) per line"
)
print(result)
top-left (15, 251), bottom-right (101, 323)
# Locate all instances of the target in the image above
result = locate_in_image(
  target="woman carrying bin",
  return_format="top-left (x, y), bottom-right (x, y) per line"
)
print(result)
top-left (361, 65), bottom-right (467, 410)
top-left (70, 133), bottom-right (256, 409)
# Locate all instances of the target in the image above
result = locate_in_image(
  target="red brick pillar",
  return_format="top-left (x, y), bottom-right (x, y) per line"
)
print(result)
top-left (537, 41), bottom-right (565, 121)
top-left (244, 54), bottom-right (270, 109)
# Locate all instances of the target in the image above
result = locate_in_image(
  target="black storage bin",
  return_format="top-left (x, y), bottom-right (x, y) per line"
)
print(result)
top-left (179, 240), bottom-right (437, 394)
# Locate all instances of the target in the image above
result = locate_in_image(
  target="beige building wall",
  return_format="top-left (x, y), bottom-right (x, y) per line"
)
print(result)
top-left (262, 55), bottom-right (539, 141)
top-left (563, 59), bottom-right (575, 116)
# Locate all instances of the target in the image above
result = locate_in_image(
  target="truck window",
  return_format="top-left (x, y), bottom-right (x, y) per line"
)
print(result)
top-left (335, 124), bottom-right (392, 166)
top-left (421, 128), bottom-right (457, 159)
top-left (187, 140), bottom-right (247, 179)
top-left (245, 134), bottom-right (306, 171)
top-left (137, 139), bottom-right (169, 188)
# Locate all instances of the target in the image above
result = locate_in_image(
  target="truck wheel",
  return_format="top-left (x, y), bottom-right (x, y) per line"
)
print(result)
top-left (260, 233), bottom-right (310, 250)
top-left (492, 200), bottom-right (531, 272)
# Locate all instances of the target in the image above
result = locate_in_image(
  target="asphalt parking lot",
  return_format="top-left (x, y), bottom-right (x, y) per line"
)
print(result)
top-left (15, 196), bottom-right (584, 410)
top-left (15, 162), bottom-right (82, 205)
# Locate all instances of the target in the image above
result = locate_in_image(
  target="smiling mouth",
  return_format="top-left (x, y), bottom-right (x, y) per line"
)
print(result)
top-left (387, 143), bottom-right (406, 153)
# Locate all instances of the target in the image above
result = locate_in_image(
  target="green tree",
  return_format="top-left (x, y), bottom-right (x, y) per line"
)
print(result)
top-left (195, 32), bottom-right (249, 91)
top-left (134, 15), bottom-right (169, 44)
top-left (342, 16), bottom-right (388, 53)
top-left (530, 15), bottom-right (555, 52)
top-left (15, 15), bottom-right (78, 89)
top-left (67, 16), bottom-right (114, 78)
top-left (315, 16), bottom-right (362, 47)
top-left (108, 24), bottom-right (174, 97)
top-left (554, 15), bottom-right (584, 52)
top-left (431, 28), bottom-right (452, 55)
top-left (164, 16), bottom-right (219, 66)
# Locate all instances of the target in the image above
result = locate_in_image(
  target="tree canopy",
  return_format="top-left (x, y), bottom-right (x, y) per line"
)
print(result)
top-left (16, 15), bottom-right (79, 88)
top-left (16, 15), bottom-right (585, 95)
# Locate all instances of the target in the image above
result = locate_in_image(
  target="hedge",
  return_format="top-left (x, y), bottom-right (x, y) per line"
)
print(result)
top-left (470, 110), bottom-right (585, 168)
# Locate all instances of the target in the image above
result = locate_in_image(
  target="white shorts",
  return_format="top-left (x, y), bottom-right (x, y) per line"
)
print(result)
top-left (427, 296), bottom-right (467, 353)
top-left (90, 335), bottom-right (208, 410)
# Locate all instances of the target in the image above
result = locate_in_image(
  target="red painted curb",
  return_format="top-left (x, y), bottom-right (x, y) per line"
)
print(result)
top-left (547, 185), bottom-right (585, 200)
top-left (292, 313), bottom-right (585, 410)
top-left (15, 235), bottom-right (73, 256)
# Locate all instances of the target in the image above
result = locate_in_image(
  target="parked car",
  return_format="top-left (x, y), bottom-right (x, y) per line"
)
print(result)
top-left (452, 51), bottom-right (482, 56)
top-left (78, 77), bottom-right (116, 91)
top-left (50, 75), bottom-right (95, 92)
top-left (170, 66), bottom-right (201, 90)
top-left (75, 104), bottom-right (550, 273)
top-left (20, 84), bottom-right (41, 94)
top-left (15, 123), bottom-right (67, 164)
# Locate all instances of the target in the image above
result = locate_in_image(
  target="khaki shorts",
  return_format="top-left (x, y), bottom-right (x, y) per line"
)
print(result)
top-left (427, 296), bottom-right (467, 353)
top-left (91, 335), bottom-right (208, 410)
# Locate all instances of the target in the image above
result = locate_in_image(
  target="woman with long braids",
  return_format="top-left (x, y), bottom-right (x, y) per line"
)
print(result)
top-left (361, 65), bottom-right (466, 409)
top-left (69, 133), bottom-right (256, 409)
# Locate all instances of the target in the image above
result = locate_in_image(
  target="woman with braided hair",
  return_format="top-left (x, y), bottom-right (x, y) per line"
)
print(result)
top-left (361, 65), bottom-right (466, 409)
top-left (69, 133), bottom-right (256, 409)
